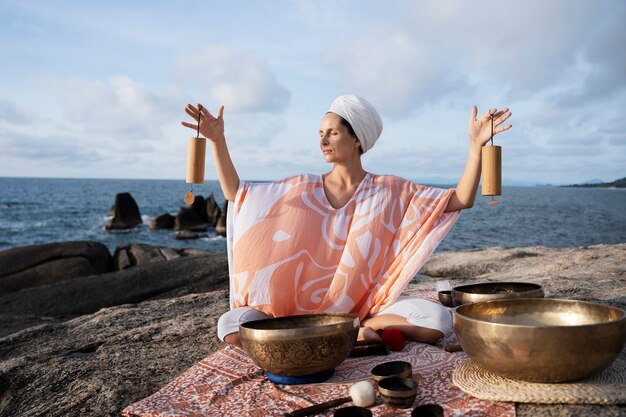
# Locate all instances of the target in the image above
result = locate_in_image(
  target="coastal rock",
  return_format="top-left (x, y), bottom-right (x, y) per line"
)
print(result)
top-left (0, 288), bottom-right (229, 417)
top-left (113, 244), bottom-right (177, 270)
top-left (0, 244), bottom-right (624, 417)
top-left (215, 200), bottom-right (228, 237)
top-left (174, 207), bottom-right (207, 231)
top-left (150, 213), bottom-right (175, 230)
top-left (113, 246), bottom-right (132, 270)
top-left (190, 195), bottom-right (206, 220)
top-left (205, 193), bottom-right (222, 227)
top-left (0, 241), bottom-right (111, 293)
top-left (178, 248), bottom-right (214, 257)
top-left (106, 192), bottom-right (143, 230)
top-left (413, 244), bottom-right (626, 417)
top-left (0, 252), bottom-right (227, 338)
top-left (160, 247), bottom-right (180, 261)
top-left (174, 230), bottom-right (207, 240)
top-left (420, 245), bottom-right (626, 306)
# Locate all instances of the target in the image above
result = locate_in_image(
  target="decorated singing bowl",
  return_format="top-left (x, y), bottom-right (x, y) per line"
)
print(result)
top-left (239, 313), bottom-right (359, 376)
top-left (451, 281), bottom-right (544, 307)
top-left (454, 298), bottom-right (626, 382)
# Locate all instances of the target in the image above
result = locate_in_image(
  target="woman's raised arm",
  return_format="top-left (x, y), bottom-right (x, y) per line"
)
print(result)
top-left (445, 106), bottom-right (512, 212)
top-left (182, 104), bottom-right (240, 201)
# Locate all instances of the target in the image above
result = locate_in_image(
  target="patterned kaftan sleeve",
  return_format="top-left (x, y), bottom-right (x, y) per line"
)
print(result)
top-left (357, 178), bottom-right (461, 318)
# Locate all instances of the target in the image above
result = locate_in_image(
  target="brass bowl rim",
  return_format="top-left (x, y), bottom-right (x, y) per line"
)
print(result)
top-left (377, 377), bottom-right (418, 398)
top-left (437, 290), bottom-right (454, 307)
top-left (452, 281), bottom-right (543, 294)
top-left (454, 298), bottom-right (626, 329)
top-left (239, 313), bottom-right (359, 340)
top-left (371, 360), bottom-right (413, 381)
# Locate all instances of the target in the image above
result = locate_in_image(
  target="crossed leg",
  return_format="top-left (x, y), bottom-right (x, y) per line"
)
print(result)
top-left (219, 297), bottom-right (450, 348)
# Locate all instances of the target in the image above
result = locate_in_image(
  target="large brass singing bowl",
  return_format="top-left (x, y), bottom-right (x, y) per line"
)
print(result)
top-left (452, 282), bottom-right (544, 307)
top-left (454, 298), bottom-right (626, 382)
top-left (239, 313), bottom-right (359, 376)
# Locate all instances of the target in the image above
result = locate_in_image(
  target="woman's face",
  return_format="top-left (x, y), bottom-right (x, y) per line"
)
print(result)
top-left (319, 113), bottom-right (360, 163)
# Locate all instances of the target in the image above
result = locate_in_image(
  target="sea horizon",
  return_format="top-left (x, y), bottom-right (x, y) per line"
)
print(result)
top-left (1, 177), bottom-right (625, 255)
top-left (2, 174), bottom-right (615, 188)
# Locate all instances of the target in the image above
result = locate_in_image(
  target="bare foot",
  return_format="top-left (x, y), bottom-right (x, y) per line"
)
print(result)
top-left (357, 326), bottom-right (382, 343)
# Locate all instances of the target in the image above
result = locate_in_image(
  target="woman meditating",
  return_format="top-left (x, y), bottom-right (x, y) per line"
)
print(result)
top-left (182, 95), bottom-right (511, 347)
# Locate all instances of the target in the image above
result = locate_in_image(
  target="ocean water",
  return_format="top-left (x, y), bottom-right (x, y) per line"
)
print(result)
top-left (1, 177), bottom-right (625, 254)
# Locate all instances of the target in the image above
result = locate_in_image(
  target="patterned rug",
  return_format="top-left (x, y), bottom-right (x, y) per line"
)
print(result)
top-left (122, 289), bottom-right (515, 417)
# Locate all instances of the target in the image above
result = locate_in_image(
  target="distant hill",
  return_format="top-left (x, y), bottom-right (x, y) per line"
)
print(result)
top-left (563, 177), bottom-right (626, 188)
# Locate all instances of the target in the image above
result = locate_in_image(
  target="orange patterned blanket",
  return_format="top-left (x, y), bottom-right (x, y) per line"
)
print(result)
top-left (122, 289), bottom-right (515, 417)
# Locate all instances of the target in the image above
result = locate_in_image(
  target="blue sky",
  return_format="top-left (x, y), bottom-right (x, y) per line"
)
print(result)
top-left (0, 0), bottom-right (624, 185)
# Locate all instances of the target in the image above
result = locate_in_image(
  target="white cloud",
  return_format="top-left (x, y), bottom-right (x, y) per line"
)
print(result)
top-left (327, 1), bottom-right (617, 117)
top-left (0, 77), bottom-right (187, 178)
top-left (0, 99), bottom-right (30, 124)
top-left (46, 75), bottom-right (179, 141)
top-left (576, 8), bottom-right (626, 101)
top-left (175, 45), bottom-right (291, 113)
top-left (1, 0), bottom-right (624, 184)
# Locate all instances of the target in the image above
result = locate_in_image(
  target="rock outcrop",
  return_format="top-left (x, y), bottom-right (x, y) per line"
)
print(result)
top-left (0, 244), bottom-right (624, 417)
top-left (174, 206), bottom-right (207, 231)
top-left (206, 193), bottom-right (222, 226)
top-left (174, 193), bottom-right (223, 233)
top-left (215, 200), bottom-right (228, 237)
top-left (106, 192), bottom-right (143, 230)
top-left (0, 241), bottom-right (111, 293)
top-left (105, 193), bottom-right (226, 240)
top-left (0, 252), bottom-right (227, 338)
top-left (0, 284), bottom-right (228, 417)
top-left (149, 213), bottom-right (175, 230)
top-left (112, 243), bottom-right (184, 270)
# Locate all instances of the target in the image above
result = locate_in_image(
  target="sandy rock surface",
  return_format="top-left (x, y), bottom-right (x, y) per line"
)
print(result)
top-left (1, 244), bottom-right (625, 417)
top-left (413, 243), bottom-right (626, 417)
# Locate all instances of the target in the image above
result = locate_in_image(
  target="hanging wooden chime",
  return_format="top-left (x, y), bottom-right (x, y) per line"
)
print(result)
top-left (184, 104), bottom-right (206, 205)
top-left (481, 114), bottom-right (502, 205)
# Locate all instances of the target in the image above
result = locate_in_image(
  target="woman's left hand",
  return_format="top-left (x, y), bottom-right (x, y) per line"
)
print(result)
top-left (468, 106), bottom-right (512, 151)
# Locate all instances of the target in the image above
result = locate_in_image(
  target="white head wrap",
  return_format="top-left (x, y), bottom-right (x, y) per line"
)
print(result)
top-left (328, 94), bottom-right (383, 154)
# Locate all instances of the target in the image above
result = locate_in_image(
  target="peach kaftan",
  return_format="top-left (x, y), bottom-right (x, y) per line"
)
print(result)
top-left (226, 173), bottom-right (460, 321)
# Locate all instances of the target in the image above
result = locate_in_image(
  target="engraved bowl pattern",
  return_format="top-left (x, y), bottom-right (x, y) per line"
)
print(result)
top-left (239, 313), bottom-right (359, 376)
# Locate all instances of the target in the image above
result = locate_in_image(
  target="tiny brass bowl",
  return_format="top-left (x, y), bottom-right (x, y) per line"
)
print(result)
top-left (239, 313), bottom-right (359, 376)
top-left (377, 377), bottom-right (418, 408)
top-left (334, 406), bottom-right (372, 417)
top-left (452, 281), bottom-right (544, 307)
top-left (438, 290), bottom-right (454, 307)
top-left (412, 404), bottom-right (444, 417)
top-left (454, 298), bottom-right (626, 382)
top-left (371, 360), bottom-right (413, 383)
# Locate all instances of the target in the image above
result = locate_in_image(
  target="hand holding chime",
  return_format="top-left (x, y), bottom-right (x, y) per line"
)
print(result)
top-left (184, 105), bottom-right (206, 205)
top-left (482, 114), bottom-right (501, 205)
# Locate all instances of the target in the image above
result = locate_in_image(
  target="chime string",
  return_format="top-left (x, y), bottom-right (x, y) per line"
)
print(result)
top-left (489, 113), bottom-right (499, 204)
top-left (196, 104), bottom-right (202, 138)
top-left (490, 113), bottom-right (494, 146)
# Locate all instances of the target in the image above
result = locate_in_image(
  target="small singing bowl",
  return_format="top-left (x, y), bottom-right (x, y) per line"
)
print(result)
top-left (371, 360), bottom-right (413, 383)
top-left (452, 281), bottom-right (544, 307)
top-left (377, 377), bottom-right (418, 408)
top-left (438, 290), bottom-right (454, 307)
top-left (334, 406), bottom-right (373, 417)
top-left (412, 404), bottom-right (444, 417)
top-left (239, 313), bottom-right (359, 376)
top-left (454, 298), bottom-right (626, 382)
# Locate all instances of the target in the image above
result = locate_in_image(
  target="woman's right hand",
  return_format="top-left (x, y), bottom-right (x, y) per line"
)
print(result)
top-left (181, 103), bottom-right (225, 143)
top-left (182, 103), bottom-right (240, 201)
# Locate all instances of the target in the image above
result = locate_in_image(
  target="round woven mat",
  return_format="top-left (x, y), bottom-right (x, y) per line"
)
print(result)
top-left (453, 359), bottom-right (626, 404)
